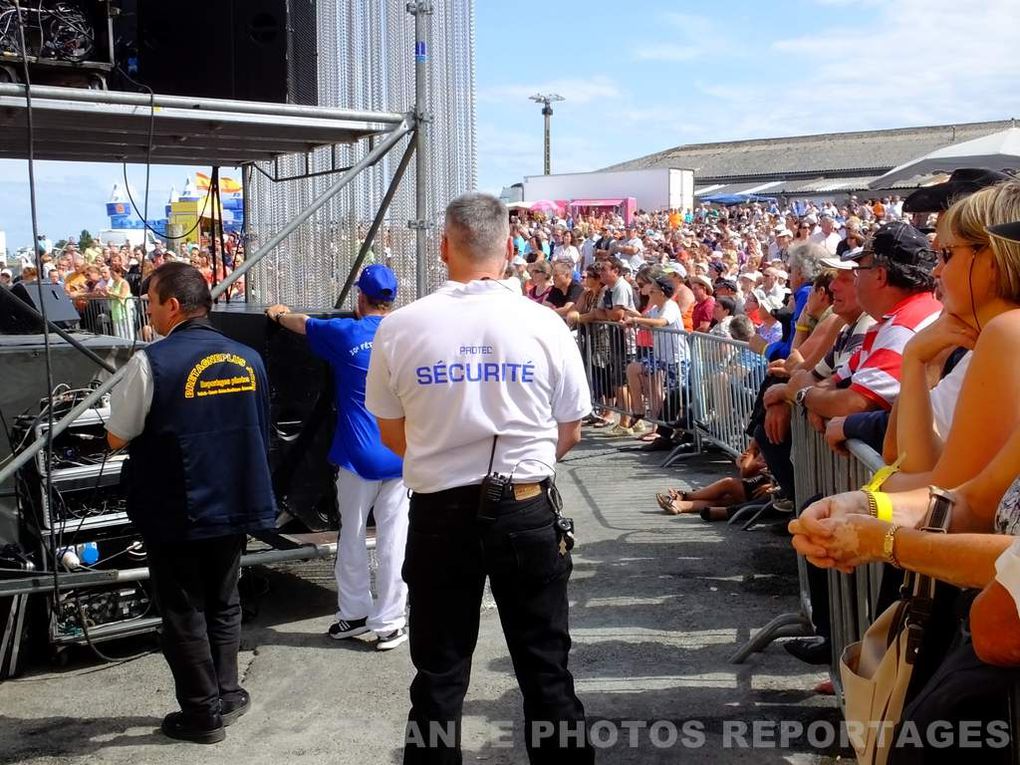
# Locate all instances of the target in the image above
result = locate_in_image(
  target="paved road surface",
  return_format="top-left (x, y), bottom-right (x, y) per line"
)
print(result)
top-left (0, 434), bottom-right (847, 763)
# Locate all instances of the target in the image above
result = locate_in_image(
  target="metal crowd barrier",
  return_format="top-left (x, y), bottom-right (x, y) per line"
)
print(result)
top-left (687, 332), bottom-right (768, 458)
top-left (576, 321), bottom-right (695, 447)
top-left (730, 409), bottom-right (886, 698)
top-left (576, 322), bottom-right (766, 460)
top-left (76, 295), bottom-right (147, 340)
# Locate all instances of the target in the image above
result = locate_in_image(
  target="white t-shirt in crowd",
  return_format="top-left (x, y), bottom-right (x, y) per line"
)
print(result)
top-left (580, 237), bottom-right (597, 270)
top-left (365, 278), bottom-right (592, 494)
top-left (929, 351), bottom-right (971, 438)
top-left (994, 536), bottom-right (1020, 616)
top-left (553, 244), bottom-right (580, 266)
top-left (648, 300), bottom-right (688, 364)
top-left (810, 230), bottom-right (842, 255)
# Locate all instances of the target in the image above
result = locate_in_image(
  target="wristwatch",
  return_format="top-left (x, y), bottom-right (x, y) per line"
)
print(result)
top-left (794, 387), bottom-right (811, 408)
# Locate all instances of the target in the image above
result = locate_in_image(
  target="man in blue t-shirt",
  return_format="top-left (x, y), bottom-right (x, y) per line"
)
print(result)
top-left (266, 265), bottom-right (408, 651)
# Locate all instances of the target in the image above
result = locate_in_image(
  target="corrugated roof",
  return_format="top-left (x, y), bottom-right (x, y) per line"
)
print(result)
top-left (603, 120), bottom-right (1017, 182)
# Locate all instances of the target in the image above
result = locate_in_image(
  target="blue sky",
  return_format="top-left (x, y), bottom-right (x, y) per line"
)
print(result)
top-left (2, 0), bottom-right (1018, 251)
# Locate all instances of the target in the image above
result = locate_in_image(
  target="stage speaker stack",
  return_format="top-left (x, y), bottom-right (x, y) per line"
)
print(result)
top-left (130, 0), bottom-right (318, 105)
top-left (210, 304), bottom-right (345, 532)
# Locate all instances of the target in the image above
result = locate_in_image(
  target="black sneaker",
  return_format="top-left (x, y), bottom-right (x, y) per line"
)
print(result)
top-left (220, 690), bottom-right (251, 727)
top-left (376, 627), bottom-right (408, 651)
top-left (161, 711), bottom-right (225, 744)
top-left (784, 636), bottom-right (831, 666)
top-left (328, 617), bottom-right (370, 640)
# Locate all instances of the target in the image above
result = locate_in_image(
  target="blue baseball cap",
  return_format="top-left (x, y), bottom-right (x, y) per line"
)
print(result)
top-left (356, 264), bottom-right (398, 301)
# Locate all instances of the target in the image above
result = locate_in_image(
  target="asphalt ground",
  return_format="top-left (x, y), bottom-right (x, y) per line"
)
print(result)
top-left (0, 432), bottom-right (848, 763)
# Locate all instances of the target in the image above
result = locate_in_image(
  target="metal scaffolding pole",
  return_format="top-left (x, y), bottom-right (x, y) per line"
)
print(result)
top-left (0, 538), bottom-right (371, 597)
top-left (0, 83), bottom-right (406, 125)
top-left (411, 1), bottom-right (432, 298)
top-left (210, 121), bottom-right (411, 301)
top-left (0, 121), bottom-right (411, 487)
top-left (335, 137), bottom-right (417, 308)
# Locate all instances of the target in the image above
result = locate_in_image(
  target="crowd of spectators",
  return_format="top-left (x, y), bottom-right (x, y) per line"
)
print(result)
top-left (517, 172), bottom-right (1020, 759)
top-left (2, 233), bottom-right (245, 338)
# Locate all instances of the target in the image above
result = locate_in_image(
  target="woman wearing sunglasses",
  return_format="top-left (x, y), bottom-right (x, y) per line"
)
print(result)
top-left (881, 180), bottom-right (1020, 490)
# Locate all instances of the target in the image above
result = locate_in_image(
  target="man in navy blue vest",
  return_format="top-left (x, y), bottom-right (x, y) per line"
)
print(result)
top-left (106, 262), bottom-right (276, 744)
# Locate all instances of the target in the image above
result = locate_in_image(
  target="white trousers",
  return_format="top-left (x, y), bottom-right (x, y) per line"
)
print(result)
top-left (335, 467), bottom-right (410, 634)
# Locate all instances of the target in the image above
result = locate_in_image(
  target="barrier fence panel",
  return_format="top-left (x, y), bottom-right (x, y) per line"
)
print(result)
top-left (731, 408), bottom-right (886, 684)
top-left (787, 409), bottom-right (886, 701)
top-left (77, 296), bottom-right (147, 341)
top-left (576, 321), bottom-right (694, 437)
top-left (688, 331), bottom-right (767, 458)
top-left (577, 322), bottom-right (765, 458)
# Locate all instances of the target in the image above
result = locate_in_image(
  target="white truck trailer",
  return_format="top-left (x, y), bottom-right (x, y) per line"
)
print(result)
top-left (523, 168), bottom-right (695, 213)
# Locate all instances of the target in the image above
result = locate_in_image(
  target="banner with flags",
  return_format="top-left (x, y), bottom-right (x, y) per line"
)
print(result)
top-left (195, 172), bottom-right (243, 194)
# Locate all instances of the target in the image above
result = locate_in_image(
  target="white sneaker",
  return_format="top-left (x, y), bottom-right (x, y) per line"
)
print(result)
top-left (376, 627), bottom-right (408, 651)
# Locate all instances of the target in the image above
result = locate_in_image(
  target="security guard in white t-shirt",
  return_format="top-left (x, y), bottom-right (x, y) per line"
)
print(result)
top-left (366, 193), bottom-right (594, 764)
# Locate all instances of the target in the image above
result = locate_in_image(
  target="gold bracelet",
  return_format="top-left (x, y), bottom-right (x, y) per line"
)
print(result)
top-left (862, 488), bottom-right (879, 518)
top-left (883, 524), bottom-right (901, 567)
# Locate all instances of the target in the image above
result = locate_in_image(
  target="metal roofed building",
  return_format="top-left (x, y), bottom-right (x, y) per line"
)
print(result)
top-left (602, 119), bottom-right (1017, 201)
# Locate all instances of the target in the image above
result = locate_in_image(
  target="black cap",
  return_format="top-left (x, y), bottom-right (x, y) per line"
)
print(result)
top-left (902, 168), bottom-right (1014, 213)
top-left (714, 278), bottom-right (738, 292)
top-left (988, 221), bottom-right (1020, 243)
top-left (654, 275), bottom-right (675, 297)
top-left (842, 221), bottom-right (934, 266)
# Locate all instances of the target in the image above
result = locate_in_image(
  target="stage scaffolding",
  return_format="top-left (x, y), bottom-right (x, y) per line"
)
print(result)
top-left (0, 1), bottom-right (473, 595)
top-left (245, 0), bottom-right (478, 308)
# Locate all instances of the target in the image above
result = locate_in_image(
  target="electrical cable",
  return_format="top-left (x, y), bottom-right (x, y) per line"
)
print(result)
top-left (73, 594), bottom-right (156, 664)
top-left (14, 0), bottom-right (60, 613)
top-left (115, 65), bottom-right (212, 244)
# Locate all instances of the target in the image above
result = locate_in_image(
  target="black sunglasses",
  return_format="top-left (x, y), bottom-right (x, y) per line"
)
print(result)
top-left (938, 243), bottom-right (982, 265)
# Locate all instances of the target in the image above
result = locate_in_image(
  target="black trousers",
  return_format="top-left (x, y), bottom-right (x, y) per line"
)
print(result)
top-left (891, 634), bottom-right (1019, 764)
top-left (754, 421), bottom-right (796, 499)
top-left (146, 533), bottom-right (246, 721)
top-left (402, 485), bottom-right (593, 765)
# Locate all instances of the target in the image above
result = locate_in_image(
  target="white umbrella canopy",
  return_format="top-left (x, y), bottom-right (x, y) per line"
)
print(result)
top-left (870, 127), bottom-right (1020, 189)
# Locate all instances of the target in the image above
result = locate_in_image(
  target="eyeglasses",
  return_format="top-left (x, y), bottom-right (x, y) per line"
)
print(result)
top-left (937, 243), bottom-right (983, 265)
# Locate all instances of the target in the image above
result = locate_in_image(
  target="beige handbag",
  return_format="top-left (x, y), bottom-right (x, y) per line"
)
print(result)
top-left (839, 487), bottom-right (954, 765)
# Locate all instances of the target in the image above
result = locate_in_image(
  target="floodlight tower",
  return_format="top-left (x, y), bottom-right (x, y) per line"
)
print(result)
top-left (529, 93), bottom-right (565, 175)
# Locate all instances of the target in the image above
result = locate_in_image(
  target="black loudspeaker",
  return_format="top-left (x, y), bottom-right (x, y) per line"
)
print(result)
top-left (0, 283), bottom-right (80, 334)
top-left (132, 0), bottom-right (318, 105)
top-left (210, 304), bottom-right (345, 532)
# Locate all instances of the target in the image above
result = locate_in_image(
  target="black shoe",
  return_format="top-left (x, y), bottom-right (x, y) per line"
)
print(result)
top-left (784, 636), bottom-right (831, 666)
top-left (220, 690), bottom-right (251, 727)
top-left (161, 711), bottom-right (226, 744)
top-left (328, 617), bottom-right (370, 639)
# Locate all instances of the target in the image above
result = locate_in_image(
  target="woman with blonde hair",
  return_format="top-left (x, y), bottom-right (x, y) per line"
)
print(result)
top-left (882, 180), bottom-right (1020, 490)
top-left (790, 186), bottom-right (1020, 762)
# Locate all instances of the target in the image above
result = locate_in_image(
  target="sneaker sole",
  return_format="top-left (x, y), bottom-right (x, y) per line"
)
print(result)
top-left (161, 724), bottom-right (226, 744)
top-left (376, 634), bottom-right (408, 651)
top-left (329, 626), bottom-right (371, 640)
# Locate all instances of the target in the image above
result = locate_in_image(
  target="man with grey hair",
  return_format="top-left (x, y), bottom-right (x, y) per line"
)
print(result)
top-left (765, 241), bottom-right (825, 360)
top-left (366, 192), bottom-right (594, 763)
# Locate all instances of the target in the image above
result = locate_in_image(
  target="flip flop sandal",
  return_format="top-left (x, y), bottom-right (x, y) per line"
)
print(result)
top-left (655, 489), bottom-right (688, 512)
top-left (591, 418), bottom-right (613, 429)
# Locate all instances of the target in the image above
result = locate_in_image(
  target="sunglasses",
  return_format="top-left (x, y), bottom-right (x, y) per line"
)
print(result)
top-left (938, 243), bottom-right (982, 264)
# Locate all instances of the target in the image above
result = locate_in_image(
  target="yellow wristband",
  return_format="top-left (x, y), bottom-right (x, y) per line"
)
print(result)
top-left (863, 452), bottom-right (906, 492)
top-left (872, 491), bottom-right (894, 523)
